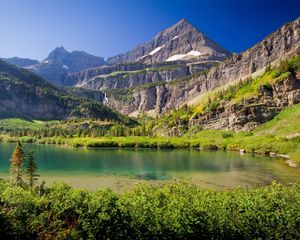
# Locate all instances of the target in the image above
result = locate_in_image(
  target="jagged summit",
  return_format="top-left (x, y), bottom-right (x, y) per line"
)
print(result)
top-left (107, 19), bottom-right (232, 65)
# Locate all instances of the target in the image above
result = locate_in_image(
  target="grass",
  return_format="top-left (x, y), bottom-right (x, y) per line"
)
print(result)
top-left (254, 103), bottom-right (300, 137)
top-left (0, 118), bottom-right (45, 131)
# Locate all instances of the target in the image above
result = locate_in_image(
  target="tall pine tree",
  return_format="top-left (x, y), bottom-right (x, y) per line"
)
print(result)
top-left (26, 149), bottom-right (39, 187)
top-left (10, 141), bottom-right (25, 186)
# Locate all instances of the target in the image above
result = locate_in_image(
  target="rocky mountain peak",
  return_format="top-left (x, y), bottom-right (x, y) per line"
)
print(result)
top-left (152, 18), bottom-right (197, 43)
top-left (107, 19), bottom-right (231, 65)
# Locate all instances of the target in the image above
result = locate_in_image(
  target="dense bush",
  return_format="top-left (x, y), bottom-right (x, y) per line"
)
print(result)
top-left (0, 180), bottom-right (300, 239)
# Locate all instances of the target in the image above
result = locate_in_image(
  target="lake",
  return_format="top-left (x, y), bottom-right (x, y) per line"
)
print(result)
top-left (0, 142), bottom-right (300, 191)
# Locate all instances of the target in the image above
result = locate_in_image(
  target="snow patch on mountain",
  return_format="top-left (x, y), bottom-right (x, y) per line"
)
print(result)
top-left (187, 50), bottom-right (202, 56)
top-left (166, 50), bottom-right (202, 61)
top-left (149, 45), bottom-right (165, 55)
top-left (166, 54), bottom-right (187, 61)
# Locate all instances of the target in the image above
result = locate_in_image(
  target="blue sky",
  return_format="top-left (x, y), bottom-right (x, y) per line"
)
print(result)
top-left (0, 0), bottom-right (299, 60)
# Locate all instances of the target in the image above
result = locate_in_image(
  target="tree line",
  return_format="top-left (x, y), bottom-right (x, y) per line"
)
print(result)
top-left (4, 123), bottom-right (155, 138)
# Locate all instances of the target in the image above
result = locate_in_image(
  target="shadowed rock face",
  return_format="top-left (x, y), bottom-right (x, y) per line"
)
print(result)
top-left (106, 19), bottom-right (232, 65)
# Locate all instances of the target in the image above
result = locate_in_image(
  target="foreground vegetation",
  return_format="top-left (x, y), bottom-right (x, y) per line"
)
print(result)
top-left (0, 180), bottom-right (299, 239)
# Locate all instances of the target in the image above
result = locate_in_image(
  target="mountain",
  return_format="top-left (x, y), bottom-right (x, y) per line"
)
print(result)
top-left (60, 19), bottom-right (233, 110)
top-left (0, 59), bottom-right (132, 124)
top-left (3, 47), bottom-right (105, 85)
top-left (2, 57), bottom-right (39, 67)
top-left (107, 19), bottom-right (231, 65)
top-left (68, 18), bottom-right (300, 118)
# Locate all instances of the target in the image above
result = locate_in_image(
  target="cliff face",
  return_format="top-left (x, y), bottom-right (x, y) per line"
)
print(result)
top-left (80, 65), bottom-right (189, 91)
top-left (106, 19), bottom-right (231, 65)
top-left (64, 62), bottom-right (184, 86)
top-left (63, 56), bottom-right (219, 88)
top-left (104, 17), bottom-right (300, 116)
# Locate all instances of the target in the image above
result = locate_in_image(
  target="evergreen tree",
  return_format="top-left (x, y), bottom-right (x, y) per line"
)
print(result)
top-left (25, 149), bottom-right (39, 187)
top-left (10, 141), bottom-right (25, 186)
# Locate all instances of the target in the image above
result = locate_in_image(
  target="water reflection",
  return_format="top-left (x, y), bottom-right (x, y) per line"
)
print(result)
top-left (0, 143), bottom-right (300, 188)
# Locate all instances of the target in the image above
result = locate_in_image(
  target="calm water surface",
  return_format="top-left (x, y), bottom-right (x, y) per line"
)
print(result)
top-left (0, 143), bottom-right (300, 189)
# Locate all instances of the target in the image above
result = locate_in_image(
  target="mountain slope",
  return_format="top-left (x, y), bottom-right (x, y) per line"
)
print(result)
top-left (0, 59), bottom-right (132, 124)
top-left (107, 19), bottom-right (231, 65)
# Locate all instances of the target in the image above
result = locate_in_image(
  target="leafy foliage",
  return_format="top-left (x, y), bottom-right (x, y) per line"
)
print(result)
top-left (0, 181), bottom-right (299, 239)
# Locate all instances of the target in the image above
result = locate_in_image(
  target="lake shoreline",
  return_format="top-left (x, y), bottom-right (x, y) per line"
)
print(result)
top-left (1, 133), bottom-right (299, 166)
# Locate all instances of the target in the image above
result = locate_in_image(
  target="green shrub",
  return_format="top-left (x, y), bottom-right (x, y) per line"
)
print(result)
top-left (0, 181), bottom-right (299, 239)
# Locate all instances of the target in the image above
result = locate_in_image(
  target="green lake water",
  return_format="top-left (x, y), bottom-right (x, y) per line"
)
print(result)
top-left (1, 142), bottom-right (300, 189)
